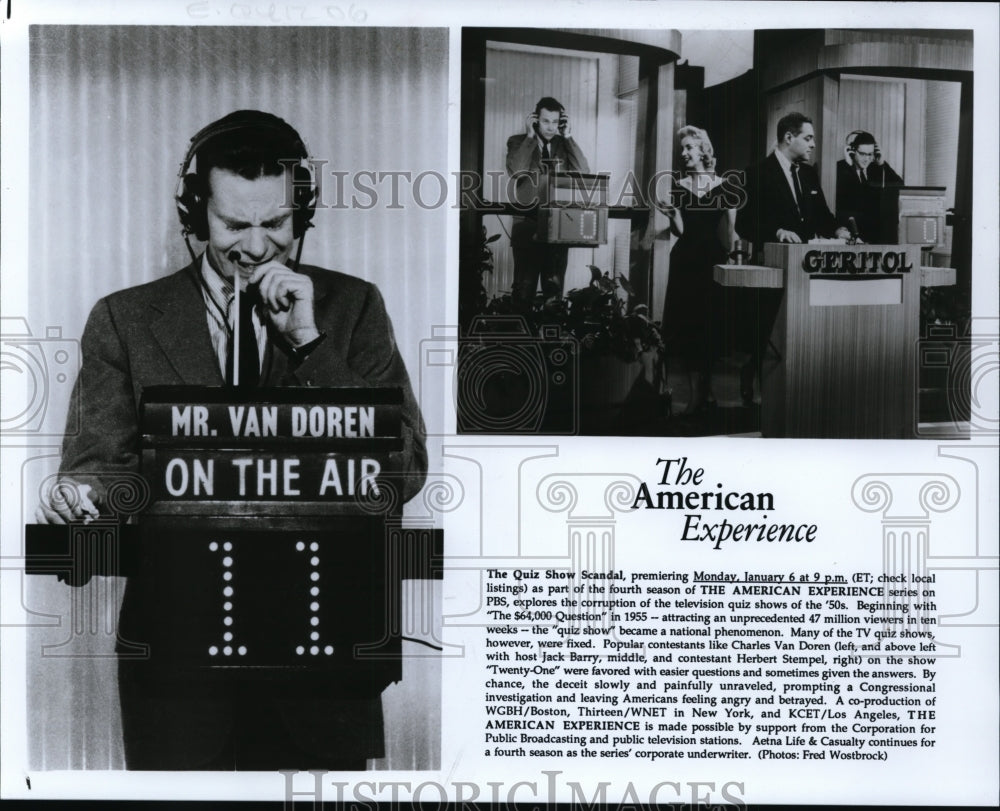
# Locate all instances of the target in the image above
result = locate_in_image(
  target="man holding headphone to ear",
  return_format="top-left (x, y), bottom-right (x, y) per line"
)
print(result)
top-left (506, 96), bottom-right (590, 308)
top-left (836, 130), bottom-right (904, 243)
top-left (36, 110), bottom-right (427, 770)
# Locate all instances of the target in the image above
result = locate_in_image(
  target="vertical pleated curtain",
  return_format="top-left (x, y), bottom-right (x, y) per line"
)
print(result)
top-left (27, 24), bottom-right (446, 771)
top-left (923, 80), bottom-right (961, 211)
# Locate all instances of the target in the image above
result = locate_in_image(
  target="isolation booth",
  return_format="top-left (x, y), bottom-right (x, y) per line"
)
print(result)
top-left (26, 386), bottom-right (440, 693)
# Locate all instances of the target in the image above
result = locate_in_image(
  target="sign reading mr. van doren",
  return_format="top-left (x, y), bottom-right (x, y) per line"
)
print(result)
top-left (139, 386), bottom-right (403, 505)
top-left (802, 249), bottom-right (915, 274)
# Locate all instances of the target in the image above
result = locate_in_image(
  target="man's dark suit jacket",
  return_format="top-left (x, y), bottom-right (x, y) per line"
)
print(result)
top-left (59, 259), bottom-right (427, 768)
top-left (61, 260), bottom-right (426, 501)
top-left (736, 152), bottom-right (840, 248)
top-left (505, 132), bottom-right (590, 208)
top-left (835, 158), bottom-right (904, 242)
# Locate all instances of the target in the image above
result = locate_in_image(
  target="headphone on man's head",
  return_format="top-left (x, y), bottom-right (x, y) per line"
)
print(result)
top-left (845, 130), bottom-right (882, 163)
top-left (175, 110), bottom-right (319, 242)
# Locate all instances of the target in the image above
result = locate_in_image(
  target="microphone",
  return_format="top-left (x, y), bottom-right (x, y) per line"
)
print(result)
top-left (847, 217), bottom-right (859, 245)
top-left (729, 239), bottom-right (751, 266)
top-left (226, 249), bottom-right (262, 387)
top-left (227, 250), bottom-right (262, 305)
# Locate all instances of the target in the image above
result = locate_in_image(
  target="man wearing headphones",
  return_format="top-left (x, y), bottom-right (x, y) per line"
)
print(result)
top-left (506, 96), bottom-right (590, 308)
top-left (836, 130), bottom-right (904, 243)
top-left (36, 111), bottom-right (427, 770)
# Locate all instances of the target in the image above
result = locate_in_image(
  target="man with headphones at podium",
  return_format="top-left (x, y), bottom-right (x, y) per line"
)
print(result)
top-left (506, 96), bottom-right (590, 308)
top-left (836, 130), bottom-right (904, 243)
top-left (36, 111), bottom-right (427, 770)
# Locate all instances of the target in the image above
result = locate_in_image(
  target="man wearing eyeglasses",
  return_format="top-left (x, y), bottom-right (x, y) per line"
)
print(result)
top-left (836, 130), bottom-right (904, 243)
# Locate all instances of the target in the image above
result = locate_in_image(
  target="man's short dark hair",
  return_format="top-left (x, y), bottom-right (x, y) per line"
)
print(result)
top-left (849, 130), bottom-right (877, 150)
top-left (535, 96), bottom-right (565, 116)
top-left (192, 110), bottom-right (308, 195)
top-left (777, 112), bottom-right (812, 143)
top-left (176, 110), bottom-right (315, 240)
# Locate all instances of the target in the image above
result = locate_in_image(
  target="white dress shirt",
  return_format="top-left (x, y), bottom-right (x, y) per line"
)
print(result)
top-left (198, 254), bottom-right (266, 379)
top-left (773, 148), bottom-right (801, 209)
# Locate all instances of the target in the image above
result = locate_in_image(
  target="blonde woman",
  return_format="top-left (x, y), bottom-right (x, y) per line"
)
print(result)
top-left (660, 125), bottom-right (735, 414)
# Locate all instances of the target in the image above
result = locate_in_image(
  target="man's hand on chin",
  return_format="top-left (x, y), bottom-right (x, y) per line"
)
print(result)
top-left (249, 262), bottom-right (320, 347)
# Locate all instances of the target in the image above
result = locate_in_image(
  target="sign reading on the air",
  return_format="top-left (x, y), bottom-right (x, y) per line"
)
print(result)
top-left (152, 451), bottom-right (383, 500)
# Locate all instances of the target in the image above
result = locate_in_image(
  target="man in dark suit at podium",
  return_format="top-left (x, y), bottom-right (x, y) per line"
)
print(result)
top-left (35, 111), bottom-right (428, 770)
top-left (506, 96), bottom-right (590, 308)
top-left (737, 112), bottom-right (851, 246)
top-left (734, 112), bottom-right (851, 405)
top-left (836, 130), bottom-right (904, 243)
